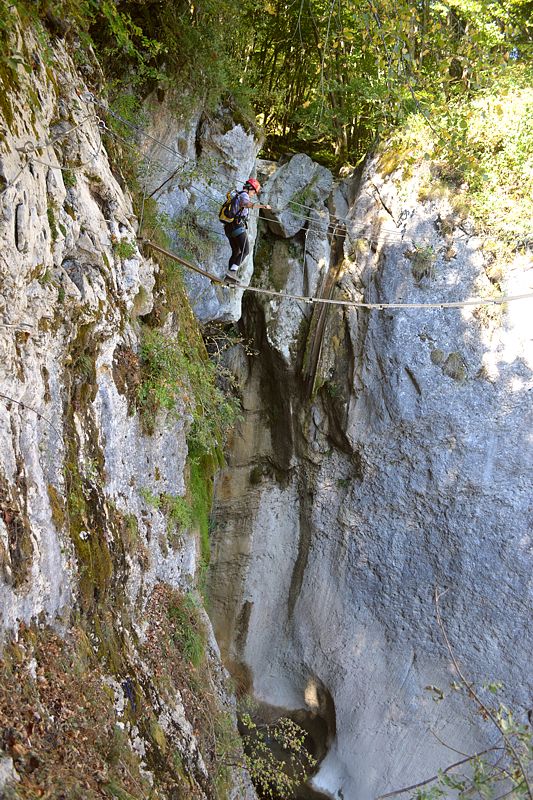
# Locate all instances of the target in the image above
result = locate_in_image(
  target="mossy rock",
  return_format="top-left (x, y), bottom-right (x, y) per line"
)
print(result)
top-left (442, 351), bottom-right (467, 382)
top-left (150, 721), bottom-right (168, 753)
top-left (377, 146), bottom-right (409, 177)
top-left (47, 483), bottom-right (66, 530)
top-left (269, 240), bottom-right (294, 291)
top-left (430, 348), bottom-right (445, 365)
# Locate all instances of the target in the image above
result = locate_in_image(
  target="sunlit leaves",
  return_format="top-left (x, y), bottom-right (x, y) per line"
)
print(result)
top-left (234, 0), bottom-right (531, 161)
top-left (240, 714), bottom-right (317, 798)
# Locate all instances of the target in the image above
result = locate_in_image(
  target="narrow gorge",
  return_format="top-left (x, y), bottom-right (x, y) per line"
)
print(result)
top-left (0, 6), bottom-right (532, 800)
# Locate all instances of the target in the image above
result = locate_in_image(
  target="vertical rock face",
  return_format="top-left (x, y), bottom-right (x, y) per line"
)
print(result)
top-left (141, 94), bottom-right (261, 322)
top-left (0, 29), bottom-right (189, 633)
top-left (0, 25), bottom-right (255, 799)
top-left (209, 152), bottom-right (533, 798)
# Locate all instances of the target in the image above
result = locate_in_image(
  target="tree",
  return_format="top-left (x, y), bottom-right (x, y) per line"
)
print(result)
top-left (233, 0), bottom-right (532, 162)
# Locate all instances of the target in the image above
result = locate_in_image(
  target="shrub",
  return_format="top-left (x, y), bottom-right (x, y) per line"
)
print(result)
top-left (168, 592), bottom-right (206, 669)
top-left (239, 713), bottom-right (317, 798)
top-left (137, 326), bottom-right (241, 450)
top-left (112, 238), bottom-right (137, 261)
top-left (405, 244), bottom-right (436, 283)
top-left (388, 65), bottom-right (533, 248)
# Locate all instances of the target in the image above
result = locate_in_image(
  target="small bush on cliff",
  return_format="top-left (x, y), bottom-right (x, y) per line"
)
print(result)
top-left (239, 714), bottom-right (317, 799)
top-left (137, 325), bottom-right (241, 450)
top-left (112, 237), bottom-right (136, 261)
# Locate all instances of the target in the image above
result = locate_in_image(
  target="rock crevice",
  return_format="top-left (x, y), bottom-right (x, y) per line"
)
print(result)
top-left (208, 151), bottom-right (533, 799)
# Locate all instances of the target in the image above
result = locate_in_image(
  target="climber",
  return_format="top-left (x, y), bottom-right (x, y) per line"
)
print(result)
top-left (219, 178), bottom-right (271, 283)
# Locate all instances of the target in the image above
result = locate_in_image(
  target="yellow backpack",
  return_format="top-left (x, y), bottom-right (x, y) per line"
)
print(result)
top-left (219, 190), bottom-right (245, 224)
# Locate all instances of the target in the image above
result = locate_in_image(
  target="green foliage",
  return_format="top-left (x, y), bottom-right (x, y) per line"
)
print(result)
top-left (240, 714), bottom-right (317, 799)
top-left (63, 168), bottom-right (77, 188)
top-left (75, 352), bottom-right (94, 380)
top-left (168, 591), bottom-right (206, 668)
top-left (214, 712), bottom-right (243, 796)
top-left (104, 780), bottom-right (139, 800)
top-left (139, 487), bottom-right (193, 544)
top-left (136, 327), bottom-right (187, 428)
top-left (236, 0), bottom-right (532, 161)
top-left (2, 0), bottom-right (254, 120)
top-left (108, 92), bottom-right (147, 141)
top-left (112, 237), bottom-right (137, 261)
top-left (3, 0), bottom-right (532, 163)
top-left (38, 267), bottom-right (53, 286)
top-left (137, 325), bottom-right (241, 452)
top-left (47, 204), bottom-right (58, 242)
top-left (163, 494), bottom-right (193, 529)
top-left (188, 453), bottom-right (213, 566)
top-left (139, 486), bottom-right (160, 508)
top-left (388, 65), bottom-right (532, 255)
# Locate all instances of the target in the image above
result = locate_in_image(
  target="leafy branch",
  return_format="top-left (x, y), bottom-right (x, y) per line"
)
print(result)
top-left (434, 587), bottom-right (533, 800)
top-left (375, 588), bottom-right (533, 800)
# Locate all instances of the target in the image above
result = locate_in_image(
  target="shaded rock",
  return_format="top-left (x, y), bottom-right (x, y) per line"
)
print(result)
top-left (262, 153), bottom-right (333, 238)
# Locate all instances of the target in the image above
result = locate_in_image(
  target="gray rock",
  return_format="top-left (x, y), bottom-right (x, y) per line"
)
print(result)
top-left (0, 28), bottom-right (253, 799)
top-left (0, 756), bottom-right (20, 792)
top-left (209, 150), bottom-right (533, 800)
top-left (262, 153), bottom-right (333, 238)
top-left (140, 97), bottom-right (261, 322)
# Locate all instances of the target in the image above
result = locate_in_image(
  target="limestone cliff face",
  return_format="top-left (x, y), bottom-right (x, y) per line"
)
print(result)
top-left (141, 94), bottom-right (261, 323)
top-left (0, 24), bottom-right (254, 799)
top-left (208, 152), bottom-right (533, 798)
top-left (2, 17), bottom-right (532, 800)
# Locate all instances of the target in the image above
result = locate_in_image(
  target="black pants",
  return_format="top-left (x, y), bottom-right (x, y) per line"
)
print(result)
top-left (224, 225), bottom-right (249, 269)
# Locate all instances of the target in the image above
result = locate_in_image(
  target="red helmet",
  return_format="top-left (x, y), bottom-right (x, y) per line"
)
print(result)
top-left (244, 177), bottom-right (261, 193)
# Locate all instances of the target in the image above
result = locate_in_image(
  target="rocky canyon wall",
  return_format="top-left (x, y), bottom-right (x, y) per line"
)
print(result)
top-left (0, 21), bottom-right (256, 799)
top-left (2, 13), bottom-right (532, 800)
top-left (208, 151), bottom-right (533, 799)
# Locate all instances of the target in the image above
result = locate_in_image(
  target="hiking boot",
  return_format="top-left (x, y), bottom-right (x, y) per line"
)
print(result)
top-left (224, 271), bottom-right (240, 285)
